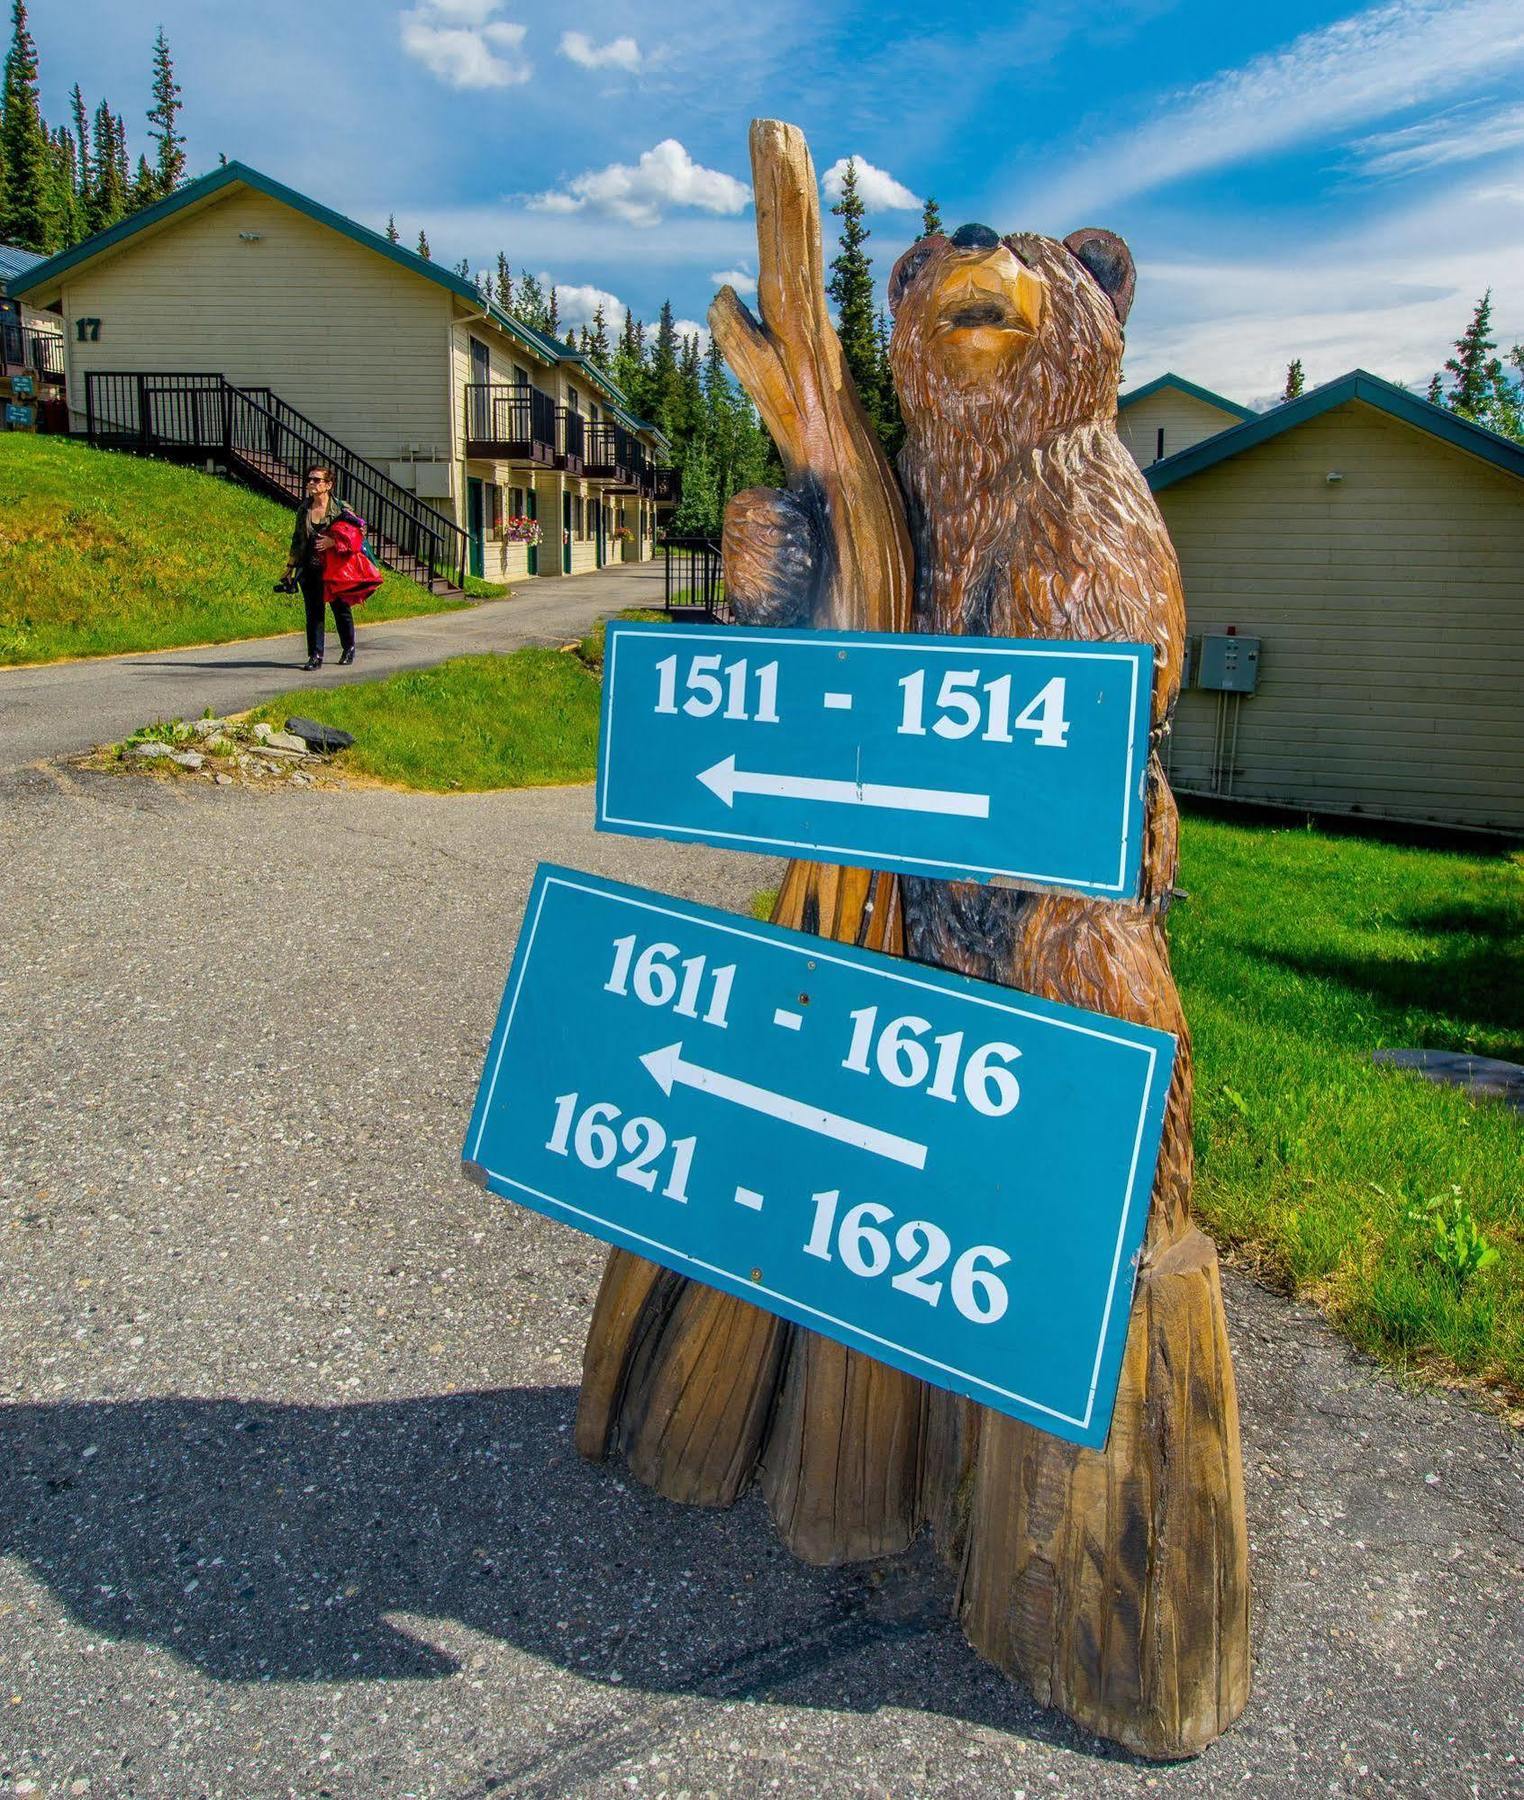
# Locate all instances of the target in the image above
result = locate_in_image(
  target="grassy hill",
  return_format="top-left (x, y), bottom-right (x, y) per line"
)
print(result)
top-left (0, 435), bottom-right (475, 665)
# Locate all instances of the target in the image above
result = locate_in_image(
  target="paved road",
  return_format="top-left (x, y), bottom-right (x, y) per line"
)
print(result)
top-left (0, 563), bottom-right (668, 770)
top-left (1, 764), bottom-right (1519, 1799)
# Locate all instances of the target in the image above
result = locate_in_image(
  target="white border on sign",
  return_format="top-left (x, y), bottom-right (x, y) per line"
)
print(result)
top-left (599, 629), bottom-right (1145, 894)
top-left (469, 874), bottom-right (1166, 1432)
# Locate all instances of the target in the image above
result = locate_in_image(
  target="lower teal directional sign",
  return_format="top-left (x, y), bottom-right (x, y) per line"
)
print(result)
top-left (463, 865), bottom-right (1176, 1449)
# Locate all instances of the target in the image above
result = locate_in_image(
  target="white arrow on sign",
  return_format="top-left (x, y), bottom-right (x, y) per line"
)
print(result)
top-left (639, 1041), bottom-right (928, 1171)
top-left (696, 755), bottom-right (989, 820)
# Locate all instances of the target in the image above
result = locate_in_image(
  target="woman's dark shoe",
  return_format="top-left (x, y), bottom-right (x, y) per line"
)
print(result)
top-left (302, 656), bottom-right (323, 671)
top-left (338, 647), bottom-right (356, 665)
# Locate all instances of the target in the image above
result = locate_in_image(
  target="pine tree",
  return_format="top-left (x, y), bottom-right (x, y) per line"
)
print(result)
top-left (547, 285), bottom-right (560, 339)
top-left (146, 27), bottom-right (185, 196)
top-left (1425, 372), bottom-right (1444, 405)
top-left (385, 213), bottom-right (399, 243)
top-left (0, 0), bottom-right (54, 251)
top-left (1441, 292), bottom-right (1496, 419)
top-left (585, 301), bottom-right (610, 370)
top-left (87, 102), bottom-right (126, 232)
top-left (827, 159), bottom-right (880, 438)
top-left (49, 127), bottom-right (81, 245)
top-left (130, 153), bottom-right (157, 212)
top-left (70, 83), bottom-right (90, 214)
top-left (416, 227), bottom-right (430, 260)
top-left (611, 307), bottom-right (644, 398)
top-left (515, 270), bottom-right (547, 332)
top-left (921, 195), bottom-right (942, 237)
top-left (643, 300), bottom-right (680, 431)
top-left (453, 254), bottom-right (471, 278)
top-left (494, 249), bottom-right (512, 312)
top-left (1282, 358), bottom-right (1305, 403)
top-left (112, 108), bottom-right (130, 200)
top-left (875, 306), bottom-right (903, 457)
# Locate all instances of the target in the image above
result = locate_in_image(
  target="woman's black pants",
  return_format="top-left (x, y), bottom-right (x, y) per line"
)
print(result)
top-left (299, 570), bottom-right (355, 660)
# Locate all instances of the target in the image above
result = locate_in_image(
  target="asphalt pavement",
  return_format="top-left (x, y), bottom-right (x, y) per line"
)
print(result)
top-left (1, 764), bottom-right (1520, 1799)
top-left (0, 563), bottom-right (668, 771)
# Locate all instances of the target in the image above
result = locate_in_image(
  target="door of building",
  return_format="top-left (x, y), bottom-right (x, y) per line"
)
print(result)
top-left (526, 488), bottom-right (538, 576)
top-left (466, 476), bottom-right (485, 580)
top-left (595, 500), bottom-right (605, 568)
top-left (562, 491), bottom-right (572, 574)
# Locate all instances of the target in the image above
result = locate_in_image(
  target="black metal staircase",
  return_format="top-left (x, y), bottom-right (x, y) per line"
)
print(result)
top-left (82, 372), bottom-right (468, 593)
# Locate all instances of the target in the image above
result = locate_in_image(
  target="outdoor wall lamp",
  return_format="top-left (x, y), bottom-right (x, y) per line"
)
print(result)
top-left (238, 231), bottom-right (262, 242)
top-left (1326, 471), bottom-right (1343, 482)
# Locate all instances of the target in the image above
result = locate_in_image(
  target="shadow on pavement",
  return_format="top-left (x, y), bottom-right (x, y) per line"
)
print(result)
top-left (118, 658), bottom-right (308, 673)
top-left (0, 1388), bottom-right (1109, 1753)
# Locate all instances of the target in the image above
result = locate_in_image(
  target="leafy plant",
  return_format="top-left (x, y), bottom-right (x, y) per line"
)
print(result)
top-left (1405, 1186), bottom-right (1500, 1284)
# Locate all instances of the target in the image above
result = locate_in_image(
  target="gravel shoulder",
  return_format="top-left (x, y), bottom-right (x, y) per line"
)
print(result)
top-left (1, 764), bottom-right (1519, 1799)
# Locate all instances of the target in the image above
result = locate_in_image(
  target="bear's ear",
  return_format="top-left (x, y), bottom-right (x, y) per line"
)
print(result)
top-left (1063, 228), bottom-right (1135, 326)
top-left (889, 235), bottom-right (945, 314)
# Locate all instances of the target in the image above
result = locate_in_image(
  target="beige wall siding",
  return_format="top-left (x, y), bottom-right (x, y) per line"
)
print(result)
top-left (1120, 388), bottom-right (1245, 468)
top-left (61, 189), bottom-right (454, 469)
top-left (1161, 399), bottom-right (1524, 833)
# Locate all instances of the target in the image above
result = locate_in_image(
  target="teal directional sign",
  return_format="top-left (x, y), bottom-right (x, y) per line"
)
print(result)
top-left (464, 865), bottom-right (1176, 1448)
top-left (596, 621), bottom-right (1155, 899)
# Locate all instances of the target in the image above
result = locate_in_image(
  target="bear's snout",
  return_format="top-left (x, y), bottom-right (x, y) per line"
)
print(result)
top-left (931, 245), bottom-right (1044, 343)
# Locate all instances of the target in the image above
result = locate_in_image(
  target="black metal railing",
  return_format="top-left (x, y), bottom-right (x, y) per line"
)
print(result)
top-left (660, 533), bottom-right (729, 622)
top-left (556, 406), bottom-right (585, 472)
top-left (584, 420), bottom-right (630, 480)
top-left (650, 465), bottom-right (681, 505)
top-left (83, 371), bottom-right (468, 588)
top-left (463, 382), bottom-right (556, 460)
top-left (2, 324), bottom-right (65, 378)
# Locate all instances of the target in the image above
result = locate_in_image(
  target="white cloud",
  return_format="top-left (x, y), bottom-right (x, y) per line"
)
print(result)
top-left (1122, 172), bottom-right (1524, 406)
top-left (821, 155), bottom-right (920, 211)
top-left (1027, 0), bottom-right (1524, 217)
top-left (559, 30), bottom-right (642, 73)
top-left (554, 281), bottom-right (624, 328)
top-left (399, 2), bottom-right (529, 89)
top-left (709, 267), bottom-right (756, 294)
top-left (673, 318), bottom-right (711, 349)
top-left (529, 138), bottom-right (750, 228)
top-left (1352, 101), bottom-right (1524, 178)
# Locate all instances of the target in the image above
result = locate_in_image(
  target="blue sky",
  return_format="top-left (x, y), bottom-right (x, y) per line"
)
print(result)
top-left (37, 0), bottom-right (1524, 407)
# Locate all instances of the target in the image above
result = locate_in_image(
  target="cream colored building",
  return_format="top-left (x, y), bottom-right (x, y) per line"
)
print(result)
top-left (1118, 372), bottom-right (1254, 470)
top-left (1145, 371), bottom-right (1524, 835)
top-left (10, 162), bottom-right (674, 586)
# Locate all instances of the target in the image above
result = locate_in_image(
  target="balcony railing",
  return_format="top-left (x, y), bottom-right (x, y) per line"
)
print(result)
top-left (2, 323), bottom-right (64, 379)
top-left (556, 406), bottom-right (585, 473)
top-left (649, 465), bottom-right (681, 506)
top-left (584, 420), bottom-right (631, 481)
top-left (463, 383), bottom-right (556, 463)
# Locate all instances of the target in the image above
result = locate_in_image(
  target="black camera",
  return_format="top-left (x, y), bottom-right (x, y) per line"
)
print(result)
top-left (273, 574), bottom-right (298, 594)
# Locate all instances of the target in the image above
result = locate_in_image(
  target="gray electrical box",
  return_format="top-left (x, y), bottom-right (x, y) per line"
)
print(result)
top-left (1197, 633), bottom-right (1260, 694)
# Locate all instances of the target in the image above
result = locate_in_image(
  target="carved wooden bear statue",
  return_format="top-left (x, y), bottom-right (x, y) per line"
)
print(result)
top-left (577, 120), bottom-right (1250, 1760)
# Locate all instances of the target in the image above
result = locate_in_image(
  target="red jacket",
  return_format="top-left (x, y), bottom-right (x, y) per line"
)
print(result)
top-left (322, 519), bottom-right (383, 606)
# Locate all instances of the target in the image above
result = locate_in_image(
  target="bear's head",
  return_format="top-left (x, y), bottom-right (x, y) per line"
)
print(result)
top-left (888, 222), bottom-right (1134, 442)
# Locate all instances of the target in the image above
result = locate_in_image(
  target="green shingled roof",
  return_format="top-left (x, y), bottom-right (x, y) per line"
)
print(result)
top-left (1118, 372), bottom-right (1256, 422)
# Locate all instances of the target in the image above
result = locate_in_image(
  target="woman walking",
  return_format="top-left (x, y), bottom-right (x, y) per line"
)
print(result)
top-left (283, 464), bottom-right (361, 670)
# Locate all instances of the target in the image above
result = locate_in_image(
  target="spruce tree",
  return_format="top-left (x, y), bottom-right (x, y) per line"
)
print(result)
top-left (585, 301), bottom-right (610, 370)
top-left (827, 159), bottom-right (880, 435)
top-left (921, 195), bottom-right (942, 237)
top-left (875, 306), bottom-right (903, 457)
top-left (547, 284), bottom-right (560, 340)
top-left (49, 127), bottom-right (80, 245)
top-left (87, 102), bottom-right (126, 231)
top-left (453, 254), bottom-right (471, 278)
top-left (643, 300), bottom-right (680, 431)
top-left (515, 270), bottom-right (547, 332)
top-left (494, 249), bottom-right (512, 311)
top-left (611, 307), bottom-right (644, 399)
top-left (1441, 292), bottom-right (1496, 419)
top-left (1282, 358), bottom-right (1305, 403)
top-left (70, 83), bottom-right (90, 215)
top-left (416, 228), bottom-right (430, 260)
top-left (0, 0), bottom-right (54, 251)
top-left (130, 153), bottom-right (157, 212)
top-left (1425, 372), bottom-right (1444, 404)
top-left (385, 212), bottom-right (399, 243)
top-left (146, 27), bottom-right (185, 196)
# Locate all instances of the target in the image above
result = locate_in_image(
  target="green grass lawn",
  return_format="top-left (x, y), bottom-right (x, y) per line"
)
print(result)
top-left (756, 819), bottom-right (1523, 1398)
top-left (0, 435), bottom-right (475, 664)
